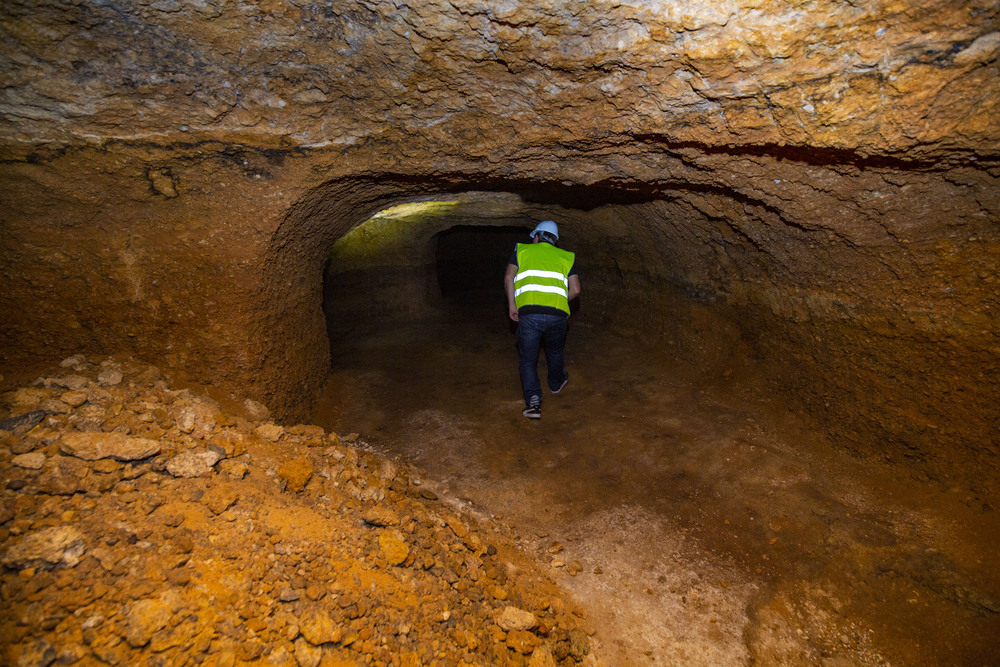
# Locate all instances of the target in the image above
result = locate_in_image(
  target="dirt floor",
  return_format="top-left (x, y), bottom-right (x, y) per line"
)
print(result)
top-left (314, 299), bottom-right (1000, 666)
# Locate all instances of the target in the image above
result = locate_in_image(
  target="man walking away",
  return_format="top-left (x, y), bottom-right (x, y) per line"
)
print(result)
top-left (504, 220), bottom-right (581, 419)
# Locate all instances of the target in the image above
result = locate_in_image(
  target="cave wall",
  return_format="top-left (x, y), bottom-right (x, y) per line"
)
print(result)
top-left (1, 1), bottom-right (998, 476)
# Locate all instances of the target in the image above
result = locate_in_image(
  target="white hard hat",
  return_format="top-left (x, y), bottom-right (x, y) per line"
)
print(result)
top-left (530, 220), bottom-right (559, 240)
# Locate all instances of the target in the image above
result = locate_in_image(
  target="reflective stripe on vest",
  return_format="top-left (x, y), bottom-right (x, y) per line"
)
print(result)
top-left (513, 243), bottom-right (575, 315)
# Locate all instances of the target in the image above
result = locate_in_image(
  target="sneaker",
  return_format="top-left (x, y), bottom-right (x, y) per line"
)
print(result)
top-left (522, 404), bottom-right (541, 419)
top-left (552, 374), bottom-right (569, 394)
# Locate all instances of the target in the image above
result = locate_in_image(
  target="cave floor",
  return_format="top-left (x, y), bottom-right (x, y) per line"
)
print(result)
top-left (313, 300), bottom-right (1000, 666)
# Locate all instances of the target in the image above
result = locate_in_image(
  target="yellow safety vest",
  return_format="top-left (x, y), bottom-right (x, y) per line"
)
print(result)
top-left (513, 243), bottom-right (575, 315)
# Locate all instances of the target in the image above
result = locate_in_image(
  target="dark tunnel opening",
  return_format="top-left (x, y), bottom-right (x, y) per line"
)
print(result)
top-left (434, 224), bottom-right (527, 302)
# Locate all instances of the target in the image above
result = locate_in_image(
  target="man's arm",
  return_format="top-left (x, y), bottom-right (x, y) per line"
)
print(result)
top-left (505, 263), bottom-right (519, 321)
top-left (568, 274), bottom-right (581, 301)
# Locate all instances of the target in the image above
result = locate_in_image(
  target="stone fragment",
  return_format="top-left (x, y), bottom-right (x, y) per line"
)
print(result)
top-left (134, 365), bottom-right (162, 384)
top-left (278, 587), bottom-right (300, 602)
top-left (379, 529), bottom-right (410, 566)
top-left (0, 498), bottom-right (14, 524)
top-left (9, 438), bottom-right (34, 455)
top-left (89, 547), bottom-right (118, 571)
top-left (97, 369), bottom-right (123, 386)
top-left (496, 606), bottom-right (539, 631)
top-left (60, 355), bottom-right (86, 368)
top-left (12, 452), bottom-right (45, 470)
top-left (293, 638), bottom-right (322, 667)
top-left (218, 459), bottom-right (248, 479)
top-left (6, 388), bottom-right (49, 413)
top-left (444, 514), bottom-right (468, 538)
top-left (288, 424), bottom-right (325, 438)
top-left (298, 606), bottom-right (343, 645)
top-left (2, 525), bottom-right (86, 569)
top-left (49, 375), bottom-right (89, 391)
top-left (377, 459), bottom-right (398, 482)
top-left (90, 636), bottom-right (129, 665)
top-left (61, 390), bottom-right (89, 407)
top-left (529, 645), bottom-right (558, 667)
top-left (91, 459), bottom-right (123, 473)
top-left (361, 506), bottom-right (399, 527)
top-left (202, 486), bottom-right (239, 515)
top-left (0, 410), bottom-right (48, 433)
top-left (59, 432), bottom-right (160, 461)
top-left (278, 456), bottom-right (314, 492)
top-left (176, 409), bottom-right (196, 433)
top-left (255, 423), bottom-right (284, 442)
top-left (166, 568), bottom-right (191, 586)
top-left (244, 399), bottom-right (270, 421)
top-left (212, 430), bottom-right (246, 457)
top-left (507, 629), bottom-right (540, 655)
top-left (55, 644), bottom-right (86, 666)
top-left (124, 598), bottom-right (171, 648)
top-left (173, 399), bottom-right (220, 438)
top-left (567, 628), bottom-right (589, 660)
top-left (165, 450), bottom-right (222, 478)
top-left (34, 464), bottom-right (80, 496)
top-left (12, 638), bottom-right (56, 667)
top-left (39, 399), bottom-right (69, 414)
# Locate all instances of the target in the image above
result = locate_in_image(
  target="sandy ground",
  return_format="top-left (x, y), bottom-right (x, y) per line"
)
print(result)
top-left (314, 300), bottom-right (1000, 666)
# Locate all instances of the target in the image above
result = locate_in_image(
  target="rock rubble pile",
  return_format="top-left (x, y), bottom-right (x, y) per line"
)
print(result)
top-left (0, 356), bottom-right (595, 666)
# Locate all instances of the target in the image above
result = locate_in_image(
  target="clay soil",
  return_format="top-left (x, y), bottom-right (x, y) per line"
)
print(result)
top-left (314, 299), bottom-right (1000, 666)
top-left (0, 357), bottom-right (598, 666)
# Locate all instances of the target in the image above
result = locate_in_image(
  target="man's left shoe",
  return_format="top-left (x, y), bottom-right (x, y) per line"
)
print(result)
top-left (522, 405), bottom-right (541, 419)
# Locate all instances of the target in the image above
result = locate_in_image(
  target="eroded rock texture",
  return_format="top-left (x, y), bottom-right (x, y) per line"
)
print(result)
top-left (1, 1), bottom-right (998, 481)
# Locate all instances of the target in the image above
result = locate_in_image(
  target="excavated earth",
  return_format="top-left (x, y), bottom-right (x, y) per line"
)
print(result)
top-left (0, 356), bottom-right (596, 667)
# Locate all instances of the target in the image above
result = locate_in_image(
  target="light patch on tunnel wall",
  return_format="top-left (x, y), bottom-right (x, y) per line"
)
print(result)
top-left (327, 200), bottom-right (461, 269)
top-left (371, 200), bottom-right (461, 220)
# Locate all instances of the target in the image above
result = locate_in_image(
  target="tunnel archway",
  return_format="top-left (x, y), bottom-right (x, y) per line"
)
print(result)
top-left (266, 167), bottom-right (997, 495)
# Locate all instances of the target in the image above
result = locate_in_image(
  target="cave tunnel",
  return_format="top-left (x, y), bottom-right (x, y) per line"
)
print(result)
top-left (1, 1), bottom-right (999, 665)
top-left (301, 178), bottom-right (1000, 665)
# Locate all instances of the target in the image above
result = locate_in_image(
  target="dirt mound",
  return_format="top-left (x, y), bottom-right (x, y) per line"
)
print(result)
top-left (0, 356), bottom-right (595, 666)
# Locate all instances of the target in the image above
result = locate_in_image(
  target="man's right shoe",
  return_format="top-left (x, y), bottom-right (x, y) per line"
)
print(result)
top-left (553, 374), bottom-right (569, 394)
top-left (522, 404), bottom-right (541, 419)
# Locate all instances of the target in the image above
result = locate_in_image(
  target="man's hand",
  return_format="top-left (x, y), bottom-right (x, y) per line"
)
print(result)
top-left (508, 305), bottom-right (519, 322)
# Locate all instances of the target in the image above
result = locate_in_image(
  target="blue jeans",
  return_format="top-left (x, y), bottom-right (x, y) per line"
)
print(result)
top-left (516, 313), bottom-right (569, 406)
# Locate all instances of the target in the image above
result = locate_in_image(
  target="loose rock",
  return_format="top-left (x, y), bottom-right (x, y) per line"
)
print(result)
top-left (497, 606), bottom-right (539, 632)
top-left (298, 606), bottom-right (343, 646)
top-left (255, 423), bottom-right (283, 442)
top-left (96, 369), bottom-right (123, 386)
top-left (379, 529), bottom-right (410, 566)
top-left (165, 450), bottom-right (222, 478)
top-left (12, 452), bottom-right (46, 470)
top-left (2, 526), bottom-right (87, 570)
top-left (278, 456), bottom-right (313, 492)
top-left (243, 399), bottom-right (270, 421)
top-left (0, 357), bottom-right (592, 667)
top-left (124, 598), bottom-right (171, 648)
top-left (59, 432), bottom-right (160, 462)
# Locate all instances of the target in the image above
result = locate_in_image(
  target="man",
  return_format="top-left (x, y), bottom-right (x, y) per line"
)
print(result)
top-left (504, 220), bottom-right (581, 419)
